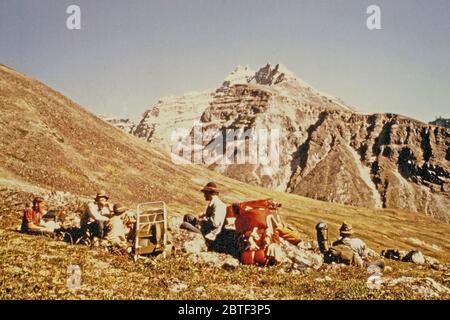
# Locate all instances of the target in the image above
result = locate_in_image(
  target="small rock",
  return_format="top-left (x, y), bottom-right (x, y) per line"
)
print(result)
top-left (315, 276), bottom-right (332, 282)
top-left (189, 251), bottom-right (239, 270)
top-left (281, 239), bottom-right (323, 270)
top-left (431, 264), bottom-right (444, 271)
top-left (169, 281), bottom-right (188, 293)
top-left (297, 240), bottom-right (313, 251)
top-left (410, 251), bottom-right (425, 265)
top-left (195, 286), bottom-right (205, 293)
top-left (385, 276), bottom-right (450, 298)
top-left (424, 256), bottom-right (440, 267)
top-left (222, 257), bottom-right (240, 271)
top-left (183, 234), bottom-right (207, 254)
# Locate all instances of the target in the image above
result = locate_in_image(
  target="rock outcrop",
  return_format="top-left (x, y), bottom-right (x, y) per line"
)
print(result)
top-left (99, 115), bottom-right (136, 134)
top-left (430, 117), bottom-right (450, 129)
top-left (133, 91), bottom-right (214, 145)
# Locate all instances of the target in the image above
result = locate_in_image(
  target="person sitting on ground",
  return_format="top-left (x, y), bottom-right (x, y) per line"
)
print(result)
top-left (181, 182), bottom-right (227, 243)
top-left (329, 221), bottom-right (371, 267)
top-left (123, 211), bottom-right (137, 243)
top-left (21, 196), bottom-right (59, 234)
top-left (80, 190), bottom-right (112, 242)
top-left (105, 204), bottom-right (129, 248)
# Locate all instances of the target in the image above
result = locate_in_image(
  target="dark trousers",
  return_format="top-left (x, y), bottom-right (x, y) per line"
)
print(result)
top-left (180, 214), bottom-right (202, 234)
top-left (81, 220), bottom-right (108, 239)
top-left (180, 214), bottom-right (241, 257)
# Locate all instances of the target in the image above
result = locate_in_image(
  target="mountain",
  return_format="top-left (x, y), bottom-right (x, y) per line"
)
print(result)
top-left (430, 117), bottom-right (450, 129)
top-left (133, 91), bottom-right (214, 145)
top-left (98, 115), bottom-right (136, 134)
top-left (132, 63), bottom-right (450, 222)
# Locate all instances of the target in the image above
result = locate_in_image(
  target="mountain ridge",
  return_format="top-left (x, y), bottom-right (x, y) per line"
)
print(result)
top-left (127, 63), bottom-right (450, 221)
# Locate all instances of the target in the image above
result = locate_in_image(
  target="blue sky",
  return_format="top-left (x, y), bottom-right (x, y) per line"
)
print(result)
top-left (1, 0), bottom-right (449, 122)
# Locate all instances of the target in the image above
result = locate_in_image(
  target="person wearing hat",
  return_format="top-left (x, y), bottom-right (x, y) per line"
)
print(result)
top-left (332, 221), bottom-right (369, 266)
top-left (104, 204), bottom-right (128, 247)
top-left (80, 190), bottom-right (113, 240)
top-left (21, 196), bottom-right (48, 233)
top-left (181, 182), bottom-right (227, 243)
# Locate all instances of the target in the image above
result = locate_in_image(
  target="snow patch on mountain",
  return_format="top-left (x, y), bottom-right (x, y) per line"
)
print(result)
top-left (346, 145), bottom-right (383, 208)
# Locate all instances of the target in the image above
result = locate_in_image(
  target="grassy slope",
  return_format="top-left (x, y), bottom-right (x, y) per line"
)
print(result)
top-left (1, 229), bottom-right (448, 300)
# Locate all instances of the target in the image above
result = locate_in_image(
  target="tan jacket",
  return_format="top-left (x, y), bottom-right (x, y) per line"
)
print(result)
top-left (333, 236), bottom-right (368, 259)
top-left (105, 216), bottom-right (127, 246)
top-left (81, 202), bottom-right (112, 226)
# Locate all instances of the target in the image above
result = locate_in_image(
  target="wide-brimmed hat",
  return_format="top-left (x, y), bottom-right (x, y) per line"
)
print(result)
top-left (94, 190), bottom-right (109, 201)
top-left (32, 196), bottom-right (45, 204)
top-left (200, 182), bottom-right (219, 194)
top-left (339, 221), bottom-right (354, 235)
top-left (113, 204), bottom-right (127, 215)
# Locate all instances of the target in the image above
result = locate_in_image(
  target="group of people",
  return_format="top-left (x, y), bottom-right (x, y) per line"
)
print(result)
top-left (180, 182), bottom-right (376, 268)
top-left (21, 190), bottom-right (132, 248)
top-left (80, 190), bottom-right (131, 247)
top-left (316, 221), bottom-right (377, 268)
top-left (21, 181), bottom-right (376, 268)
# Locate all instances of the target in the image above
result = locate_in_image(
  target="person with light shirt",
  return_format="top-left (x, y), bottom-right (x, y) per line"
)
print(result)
top-left (80, 190), bottom-right (112, 240)
top-left (182, 182), bottom-right (227, 242)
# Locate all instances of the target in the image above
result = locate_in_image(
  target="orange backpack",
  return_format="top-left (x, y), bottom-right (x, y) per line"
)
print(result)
top-left (226, 199), bottom-right (281, 265)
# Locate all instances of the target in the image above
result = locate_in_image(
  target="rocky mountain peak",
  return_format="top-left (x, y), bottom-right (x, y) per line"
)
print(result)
top-left (222, 65), bottom-right (255, 87)
top-left (221, 63), bottom-right (310, 89)
top-left (430, 117), bottom-right (450, 129)
top-left (252, 63), bottom-right (301, 86)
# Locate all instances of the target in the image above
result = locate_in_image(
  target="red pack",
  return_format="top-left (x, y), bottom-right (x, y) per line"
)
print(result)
top-left (226, 199), bottom-right (282, 265)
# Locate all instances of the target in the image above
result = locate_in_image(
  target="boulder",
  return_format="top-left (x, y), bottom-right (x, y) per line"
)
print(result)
top-left (403, 250), bottom-right (426, 265)
top-left (188, 251), bottom-right (240, 270)
top-left (171, 228), bottom-right (207, 254)
top-left (385, 276), bottom-right (450, 298)
top-left (183, 234), bottom-right (207, 254)
top-left (222, 256), bottom-right (241, 271)
top-left (168, 280), bottom-right (188, 293)
top-left (281, 239), bottom-right (323, 270)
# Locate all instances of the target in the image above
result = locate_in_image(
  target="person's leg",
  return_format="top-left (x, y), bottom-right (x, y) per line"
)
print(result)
top-left (180, 214), bottom-right (203, 234)
top-left (81, 221), bottom-right (89, 237)
top-left (277, 226), bottom-right (301, 245)
top-left (180, 221), bottom-right (203, 234)
top-left (97, 220), bottom-right (107, 238)
top-left (90, 220), bottom-right (105, 238)
top-left (183, 214), bottom-right (198, 225)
